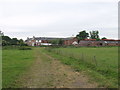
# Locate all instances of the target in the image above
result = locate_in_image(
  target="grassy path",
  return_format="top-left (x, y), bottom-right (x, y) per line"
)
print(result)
top-left (17, 48), bottom-right (97, 88)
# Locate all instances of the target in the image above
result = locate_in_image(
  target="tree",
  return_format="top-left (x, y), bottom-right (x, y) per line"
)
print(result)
top-left (51, 39), bottom-right (59, 45)
top-left (11, 38), bottom-right (19, 45)
top-left (2, 35), bottom-right (26, 46)
top-left (2, 36), bottom-right (11, 45)
top-left (89, 30), bottom-right (99, 39)
top-left (0, 31), bottom-right (4, 36)
top-left (101, 37), bottom-right (107, 40)
top-left (2, 40), bottom-right (8, 46)
top-left (2, 36), bottom-right (11, 42)
top-left (58, 39), bottom-right (64, 45)
top-left (19, 39), bottom-right (25, 46)
top-left (96, 38), bottom-right (100, 41)
top-left (76, 30), bottom-right (89, 42)
top-left (51, 39), bottom-right (64, 45)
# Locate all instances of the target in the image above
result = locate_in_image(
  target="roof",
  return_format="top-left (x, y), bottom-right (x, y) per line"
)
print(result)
top-left (84, 39), bottom-right (96, 41)
top-left (35, 37), bottom-right (71, 40)
top-left (83, 39), bottom-right (120, 41)
top-left (102, 39), bottom-right (118, 41)
top-left (27, 37), bottom-right (71, 41)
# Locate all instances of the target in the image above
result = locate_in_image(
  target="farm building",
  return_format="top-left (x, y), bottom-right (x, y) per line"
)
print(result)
top-left (79, 39), bottom-right (105, 46)
top-left (25, 36), bottom-right (73, 46)
top-left (102, 39), bottom-right (120, 46)
top-left (25, 36), bottom-right (120, 46)
top-left (79, 39), bottom-right (120, 46)
top-left (64, 37), bottom-right (78, 45)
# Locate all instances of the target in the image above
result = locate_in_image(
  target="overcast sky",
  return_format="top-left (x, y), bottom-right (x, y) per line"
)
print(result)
top-left (0, 0), bottom-right (118, 40)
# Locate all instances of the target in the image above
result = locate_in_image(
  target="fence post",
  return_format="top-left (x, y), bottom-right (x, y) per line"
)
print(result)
top-left (93, 56), bottom-right (97, 66)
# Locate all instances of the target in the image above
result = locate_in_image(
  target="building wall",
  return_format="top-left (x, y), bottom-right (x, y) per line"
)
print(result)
top-left (105, 43), bottom-right (118, 46)
top-left (104, 40), bottom-right (120, 46)
top-left (79, 41), bottom-right (105, 47)
top-left (26, 37), bottom-right (120, 47)
top-left (27, 40), bottom-right (36, 46)
top-left (26, 39), bottom-right (52, 46)
top-left (79, 40), bottom-right (119, 47)
top-left (64, 38), bottom-right (78, 45)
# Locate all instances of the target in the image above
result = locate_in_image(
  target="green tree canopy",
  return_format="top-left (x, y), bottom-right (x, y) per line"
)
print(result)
top-left (2, 36), bottom-right (11, 46)
top-left (2, 36), bottom-right (11, 42)
top-left (50, 39), bottom-right (64, 45)
top-left (51, 39), bottom-right (59, 45)
top-left (101, 37), bottom-right (107, 40)
top-left (11, 38), bottom-right (19, 45)
top-left (58, 39), bottom-right (64, 45)
top-left (89, 30), bottom-right (99, 39)
top-left (76, 30), bottom-right (89, 41)
top-left (19, 39), bottom-right (25, 46)
top-left (2, 36), bottom-right (25, 46)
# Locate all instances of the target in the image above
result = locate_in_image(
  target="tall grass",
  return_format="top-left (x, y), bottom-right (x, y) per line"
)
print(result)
top-left (44, 47), bottom-right (118, 88)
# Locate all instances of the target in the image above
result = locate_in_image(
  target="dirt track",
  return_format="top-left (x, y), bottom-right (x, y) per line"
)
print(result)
top-left (17, 48), bottom-right (97, 88)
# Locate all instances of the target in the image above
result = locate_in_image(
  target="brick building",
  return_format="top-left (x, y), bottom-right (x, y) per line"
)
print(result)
top-left (102, 39), bottom-right (120, 46)
top-left (79, 39), bottom-right (120, 47)
top-left (25, 36), bottom-right (120, 46)
top-left (25, 36), bottom-right (72, 46)
top-left (64, 37), bottom-right (78, 45)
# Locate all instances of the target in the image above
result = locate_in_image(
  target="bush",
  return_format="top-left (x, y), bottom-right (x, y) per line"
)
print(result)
top-left (2, 46), bottom-right (19, 50)
top-left (18, 47), bottom-right (32, 50)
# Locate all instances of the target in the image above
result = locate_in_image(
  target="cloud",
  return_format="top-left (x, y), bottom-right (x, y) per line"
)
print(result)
top-left (0, 14), bottom-right (61, 28)
top-left (0, 0), bottom-right (118, 39)
top-left (0, 0), bottom-right (119, 3)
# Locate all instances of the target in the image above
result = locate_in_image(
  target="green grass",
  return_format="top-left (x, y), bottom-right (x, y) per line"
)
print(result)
top-left (2, 46), bottom-right (118, 88)
top-left (2, 48), bottom-right (34, 88)
top-left (43, 47), bottom-right (118, 88)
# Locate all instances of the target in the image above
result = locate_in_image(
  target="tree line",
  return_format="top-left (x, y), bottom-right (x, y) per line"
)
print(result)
top-left (76, 30), bottom-right (107, 42)
top-left (2, 36), bottom-right (26, 46)
top-left (50, 30), bottom-right (107, 45)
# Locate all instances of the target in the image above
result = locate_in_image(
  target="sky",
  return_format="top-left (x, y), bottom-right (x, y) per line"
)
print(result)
top-left (0, 0), bottom-right (119, 40)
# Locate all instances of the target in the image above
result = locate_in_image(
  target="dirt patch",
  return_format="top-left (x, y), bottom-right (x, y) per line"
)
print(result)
top-left (17, 48), bottom-right (98, 88)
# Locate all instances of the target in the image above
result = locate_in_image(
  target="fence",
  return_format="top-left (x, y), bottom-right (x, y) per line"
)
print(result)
top-left (45, 47), bottom-right (117, 76)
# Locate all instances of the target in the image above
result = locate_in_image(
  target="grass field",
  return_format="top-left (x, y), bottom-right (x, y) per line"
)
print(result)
top-left (2, 47), bottom-right (34, 88)
top-left (44, 47), bottom-right (118, 88)
top-left (2, 46), bottom-right (118, 88)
